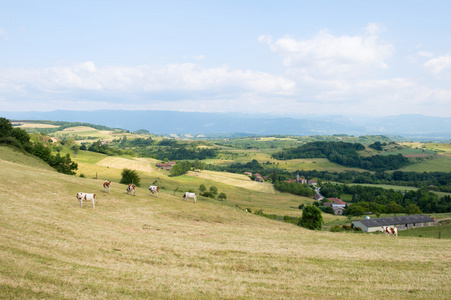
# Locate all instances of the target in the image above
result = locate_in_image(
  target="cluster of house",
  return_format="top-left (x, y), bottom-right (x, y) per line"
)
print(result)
top-left (156, 161), bottom-right (176, 171)
top-left (284, 173), bottom-right (317, 186)
top-left (244, 172), bottom-right (268, 182)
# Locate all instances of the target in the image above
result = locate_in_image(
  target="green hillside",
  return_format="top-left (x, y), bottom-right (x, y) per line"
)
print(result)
top-left (0, 146), bottom-right (450, 299)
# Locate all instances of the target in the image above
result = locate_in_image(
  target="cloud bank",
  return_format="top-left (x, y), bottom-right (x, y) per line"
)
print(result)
top-left (1, 24), bottom-right (450, 117)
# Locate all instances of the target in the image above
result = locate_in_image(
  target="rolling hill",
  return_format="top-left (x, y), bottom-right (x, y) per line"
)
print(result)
top-left (0, 145), bottom-right (450, 299)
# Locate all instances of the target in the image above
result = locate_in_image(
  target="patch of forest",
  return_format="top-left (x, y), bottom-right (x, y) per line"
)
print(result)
top-left (272, 141), bottom-right (410, 171)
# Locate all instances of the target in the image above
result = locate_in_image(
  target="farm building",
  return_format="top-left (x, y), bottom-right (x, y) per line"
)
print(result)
top-left (352, 215), bottom-right (435, 232)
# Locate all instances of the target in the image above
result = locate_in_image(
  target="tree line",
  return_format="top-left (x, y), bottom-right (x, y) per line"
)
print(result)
top-left (320, 183), bottom-right (451, 214)
top-left (272, 141), bottom-right (410, 171)
top-left (0, 118), bottom-right (78, 175)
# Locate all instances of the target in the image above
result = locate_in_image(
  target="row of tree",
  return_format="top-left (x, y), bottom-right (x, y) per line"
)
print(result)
top-left (0, 118), bottom-right (78, 175)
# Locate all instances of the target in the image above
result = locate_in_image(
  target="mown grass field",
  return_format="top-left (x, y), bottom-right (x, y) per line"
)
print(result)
top-left (399, 155), bottom-right (451, 172)
top-left (1, 146), bottom-right (450, 299)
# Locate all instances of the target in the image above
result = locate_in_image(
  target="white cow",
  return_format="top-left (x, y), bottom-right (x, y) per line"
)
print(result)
top-left (382, 226), bottom-right (398, 237)
top-left (76, 192), bottom-right (96, 208)
top-left (182, 192), bottom-right (197, 203)
top-left (126, 184), bottom-right (136, 196)
top-left (149, 185), bottom-right (159, 197)
top-left (103, 180), bottom-right (111, 193)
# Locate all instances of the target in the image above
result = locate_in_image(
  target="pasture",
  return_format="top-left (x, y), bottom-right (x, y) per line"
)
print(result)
top-left (0, 147), bottom-right (450, 299)
top-left (399, 155), bottom-right (451, 172)
top-left (398, 222), bottom-right (451, 239)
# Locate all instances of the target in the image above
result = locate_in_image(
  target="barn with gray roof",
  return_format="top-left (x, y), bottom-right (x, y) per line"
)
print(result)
top-left (352, 215), bottom-right (435, 232)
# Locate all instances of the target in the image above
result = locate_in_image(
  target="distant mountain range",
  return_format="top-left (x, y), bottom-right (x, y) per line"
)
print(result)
top-left (1, 110), bottom-right (450, 141)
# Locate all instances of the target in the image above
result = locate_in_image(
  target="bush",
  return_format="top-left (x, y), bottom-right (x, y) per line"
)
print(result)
top-left (330, 225), bottom-right (342, 232)
top-left (298, 205), bottom-right (323, 230)
top-left (342, 224), bottom-right (352, 231)
top-left (120, 168), bottom-right (141, 187)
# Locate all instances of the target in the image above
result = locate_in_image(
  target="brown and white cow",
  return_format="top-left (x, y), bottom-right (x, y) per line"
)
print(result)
top-left (76, 192), bottom-right (96, 208)
top-left (182, 192), bottom-right (196, 203)
top-left (149, 185), bottom-right (159, 197)
top-left (382, 226), bottom-right (398, 237)
top-left (103, 180), bottom-right (111, 193)
top-left (126, 184), bottom-right (136, 196)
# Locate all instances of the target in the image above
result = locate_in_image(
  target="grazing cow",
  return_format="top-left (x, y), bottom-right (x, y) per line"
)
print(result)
top-left (76, 192), bottom-right (96, 208)
top-left (182, 192), bottom-right (197, 203)
top-left (103, 180), bottom-right (111, 193)
top-left (382, 226), bottom-right (398, 237)
top-left (149, 185), bottom-right (159, 197)
top-left (126, 184), bottom-right (136, 196)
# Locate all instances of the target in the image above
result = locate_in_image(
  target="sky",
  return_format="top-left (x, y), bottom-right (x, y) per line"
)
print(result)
top-left (1, 0), bottom-right (451, 118)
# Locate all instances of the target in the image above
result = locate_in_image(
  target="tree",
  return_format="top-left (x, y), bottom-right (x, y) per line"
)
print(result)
top-left (199, 184), bottom-right (206, 193)
top-left (386, 201), bottom-right (404, 216)
top-left (120, 168), bottom-right (141, 187)
top-left (218, 192), bottom-right (227, 202)
top-left (298, 205), bottom-right (323, 230)
top-left (0, 117), bottom-right (13, 138)
top-left (209, 186), bottom-right (218, 197)
top-left (405, 203), bottom-right (422, 215)
top-left (71, 144), bottom-right (80, 156)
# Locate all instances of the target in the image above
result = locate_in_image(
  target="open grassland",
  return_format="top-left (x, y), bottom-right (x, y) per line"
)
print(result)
top-left (398, 223), bottom-right (451, 239)
top-left (65, 149), bottom-right (312, 217)
top-left (399, 155), bottom-right (451, 172)
top-left (187, 170), bottom-right (275, 194)
top-left (0, 149), bottom-right (450, 299)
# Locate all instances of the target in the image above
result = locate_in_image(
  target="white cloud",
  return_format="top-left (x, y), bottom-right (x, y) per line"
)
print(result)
top-left (424, 55), bottom-right (451, 74)
top-left (260, 23), bottom-right (395, 78)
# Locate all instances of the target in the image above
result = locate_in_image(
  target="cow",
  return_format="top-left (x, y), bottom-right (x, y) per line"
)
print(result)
top-left (149, 185), bottom-right (159, 197)
top-left (76, 192), bottom-right (96, 208)
top-left (182, 192), bottom-right (197, 203)
top-left (382, 226), bottom-right (398, 237)
top-left (126, 184), bottom-right (136, 196)
top-left (103, 180), bottom-right (111, 193)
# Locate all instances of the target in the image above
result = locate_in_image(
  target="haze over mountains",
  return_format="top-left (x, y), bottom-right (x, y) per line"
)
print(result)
top-left (2, 110), bottom-right (451, 140)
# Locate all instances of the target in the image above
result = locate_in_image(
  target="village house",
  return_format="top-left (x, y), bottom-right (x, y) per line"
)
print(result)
top-left (351, 215), bottom-right (435, 232)
top-left (156, 161), bottom-right (176, 171)
top-left (324, 198), bottom-right (347, 215)
top-left (254, 173), bottom-right (263, 182)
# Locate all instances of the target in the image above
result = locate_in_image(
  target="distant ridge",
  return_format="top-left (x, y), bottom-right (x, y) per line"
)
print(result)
top-left (1, 110), bottom-right (450, 140)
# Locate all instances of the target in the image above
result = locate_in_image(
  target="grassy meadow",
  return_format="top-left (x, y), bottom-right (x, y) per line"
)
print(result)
top-left (1, 146), bottom-right (451, 299)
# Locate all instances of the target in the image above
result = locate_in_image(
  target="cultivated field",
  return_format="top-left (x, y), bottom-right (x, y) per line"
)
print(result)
top-left (1, 146), bottom-right (450, 299)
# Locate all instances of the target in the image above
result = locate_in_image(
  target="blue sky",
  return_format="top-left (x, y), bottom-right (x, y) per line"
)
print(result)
top-left (1, 0), bottom-right (450, 117)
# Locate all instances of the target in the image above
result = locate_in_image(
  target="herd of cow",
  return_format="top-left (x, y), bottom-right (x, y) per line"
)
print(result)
top-left (76, 180), bottom-right (197, 208)
top-left (76, 181), bottom-right (399, 237)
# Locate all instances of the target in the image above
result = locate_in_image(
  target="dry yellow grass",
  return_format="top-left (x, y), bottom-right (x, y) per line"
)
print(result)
top-left (16, 123), bottom-right (59, 128)
top-left (188, 170), bottom-right (275, 194)
top-left (96, 156), bottom-right (157, 173)
top-left (0, 147), bottom-right (450, 299)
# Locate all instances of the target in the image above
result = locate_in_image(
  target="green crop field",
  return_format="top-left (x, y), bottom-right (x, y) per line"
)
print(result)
top-left (1, 146), bottom-right (450, 299)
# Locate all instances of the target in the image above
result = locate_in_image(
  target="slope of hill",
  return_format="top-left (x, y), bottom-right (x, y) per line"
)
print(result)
top-left (0, 146), bottom-right (450, 299)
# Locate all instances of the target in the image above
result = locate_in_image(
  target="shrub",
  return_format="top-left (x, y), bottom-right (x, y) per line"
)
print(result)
top-left (342, 224), bottom-right (352, 231)
top-left (120, 168), bottom-right (141, 187)
top-left (330, 225), bottom-right (342, 232)
top-left (298, 205), bottom-right (323, 230)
